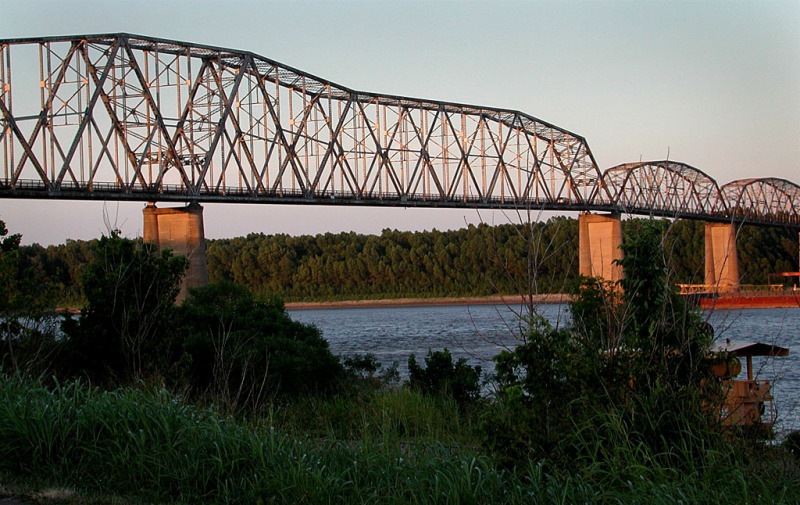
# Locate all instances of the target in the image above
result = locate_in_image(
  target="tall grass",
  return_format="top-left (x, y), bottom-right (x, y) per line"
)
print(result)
top-left (270, 388), bottom-right (476, 446)
top-left (0, 374), bottom-right (797, 504)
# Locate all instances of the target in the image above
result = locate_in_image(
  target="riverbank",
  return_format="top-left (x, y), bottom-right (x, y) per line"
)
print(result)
top-left (57, 291), bottom-right (800, 312)
top-left (285, 293), bottom-right (572, 310)
top-left (285, 291), bottom-right (800, 310)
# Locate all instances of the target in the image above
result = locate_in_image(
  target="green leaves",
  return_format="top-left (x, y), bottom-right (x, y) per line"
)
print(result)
top-left (175, 281), bottom-right (344, 407)
top-left (60, 232), bottom-right (188, 383)
top-left (482, 219), bottom-right (723, 471)
top-left (407, 348), bottom-right (482, 406)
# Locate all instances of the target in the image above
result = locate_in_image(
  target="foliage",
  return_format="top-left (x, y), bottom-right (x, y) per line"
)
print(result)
top-left (21, 217), bottom-right (581, 303)
top-left (617, 221), bottom-right (715, 398)
top-left (174, 281), bottom-right (344, 408)
top-left (5, 226), bottom-right (348, 406)
top-left (0, 219), bottom-right (59, 315)
top-left (406, 348), bottom-right (482, 407)
top-left (343, 352), bottom-right (382, 378)
top-left (1, 374), bottom-right (797, 504)
top-left (59, 232), bottom-right (188, 384)
top-left (0, 218), bottom-right (60, 376)
top-left (785, 431), bottom-right (800, 461)
top-left (17, 217), bottom-right (799, 305)
top-left (480, 219), bottom-right (723, 471)
top-left (341, 353), bottom-right (401, 394)
top-left (18, 237), bottom-right (98, 306)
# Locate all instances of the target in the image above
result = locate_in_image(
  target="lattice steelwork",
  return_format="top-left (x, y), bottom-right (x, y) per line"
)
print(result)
top-left (600, 161), bottom-right (726, 218)
top-left (0, 33), bottom-right (602, 209)
top-left (721, 178), bottom-right (800, 226)
top-left (1, 34), bottom-right (798, 228)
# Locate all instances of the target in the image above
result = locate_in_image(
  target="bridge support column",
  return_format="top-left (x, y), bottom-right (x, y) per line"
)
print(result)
top-left (143, 202), bottom-right (208, 302)
top-left (704, 222), bottom-right (739, 293)
top-left (578, 212), bottom-right (624, 284)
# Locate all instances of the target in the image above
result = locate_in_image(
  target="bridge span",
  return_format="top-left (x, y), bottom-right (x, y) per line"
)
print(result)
top-left (1, 34), bottom-right (798, 298)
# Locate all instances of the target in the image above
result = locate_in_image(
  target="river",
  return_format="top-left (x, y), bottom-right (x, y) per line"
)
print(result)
top-left (289, 303), bottom-right (800, 436)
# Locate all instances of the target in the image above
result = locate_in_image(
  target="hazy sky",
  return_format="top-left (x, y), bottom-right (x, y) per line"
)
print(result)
top-left (1, 0), bottom-right (798, 245)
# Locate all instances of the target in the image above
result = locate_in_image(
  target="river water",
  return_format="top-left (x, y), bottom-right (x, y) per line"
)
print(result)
top-left (289, 304), bottom-right (800, 436)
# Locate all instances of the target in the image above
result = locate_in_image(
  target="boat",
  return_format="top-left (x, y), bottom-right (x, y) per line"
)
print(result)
top-left (708, 340), bottom-right (790, 430)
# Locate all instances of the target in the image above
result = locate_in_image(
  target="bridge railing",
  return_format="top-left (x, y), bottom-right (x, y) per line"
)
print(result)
top-left (0, 178), bottom-right (586, 208)
top-left (677, 284), bottom-right (792, 295)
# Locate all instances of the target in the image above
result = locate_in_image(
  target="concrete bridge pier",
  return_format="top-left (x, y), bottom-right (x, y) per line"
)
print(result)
top-left (143, 202), bottom-right (208, 302)
top-left (704, 222), bottom-right (739, 293)
top-left (578, 212), bottom-right (624, 284)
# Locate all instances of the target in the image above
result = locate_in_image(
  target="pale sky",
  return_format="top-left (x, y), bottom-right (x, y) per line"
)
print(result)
top-left (1, 0), bottom-right (798, 245)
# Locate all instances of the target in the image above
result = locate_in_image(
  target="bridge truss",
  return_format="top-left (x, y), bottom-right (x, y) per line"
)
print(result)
top-left (1, 34), bottom-right (798, 228)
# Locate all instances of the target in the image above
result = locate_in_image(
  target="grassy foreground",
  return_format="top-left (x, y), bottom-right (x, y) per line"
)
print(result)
top-left (1, 374), bottom-right (798, 504)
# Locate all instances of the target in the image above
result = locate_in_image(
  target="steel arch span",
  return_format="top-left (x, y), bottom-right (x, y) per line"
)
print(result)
top-left (721, 178), bottom-right (800, 225)
top-left (599, 161), bottom-right (725, 219)
top-left (1, 34), bottom-right (798, 229)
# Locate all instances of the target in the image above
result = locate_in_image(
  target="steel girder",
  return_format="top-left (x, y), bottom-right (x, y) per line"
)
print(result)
top-left (721, 178), bottom-right (800, 226)
top-left (600, 161), bottom-right (726, 217)
top-left (597, 162), bottom-right (800, 227)
top-left (0, 33), bottom-right (603, 209)
top-left (0, 34), bottom-right (798, 229)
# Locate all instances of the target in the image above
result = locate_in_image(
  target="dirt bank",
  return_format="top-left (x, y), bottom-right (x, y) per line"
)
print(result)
top-left (284, 293), bottom-right (572, 310)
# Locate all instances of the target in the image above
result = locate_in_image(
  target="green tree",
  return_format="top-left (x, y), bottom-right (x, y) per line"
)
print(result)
top-left (481, 219), bottom-right (720, 470)
top-left (0, 219), bottom-right (56, 314)
top-left (0, 218), bottom-right (59, 375)
top-left (174, 282), bottom-right (344, 410)
top-left (61, 232), bottom-right (187, 384)
top-left (407, 348), bottom-right (481, 406)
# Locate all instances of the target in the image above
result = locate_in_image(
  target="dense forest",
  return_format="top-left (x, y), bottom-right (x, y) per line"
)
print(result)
top-left (17, 217), bottom-right (800, 305)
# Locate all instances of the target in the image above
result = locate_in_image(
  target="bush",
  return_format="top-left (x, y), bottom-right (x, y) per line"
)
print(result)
top-left (174, 282), bottom-right (344, 410)
top-left (59, 232), bottom-right (187, 384)
top-left (479, 219), bottom-right (724, 471)
top-left (0, 219), bottom-right (61, 377)
top-left (406, 348), bottom-right (481, 406)
top-left (784, 431), bottom-right (800, 461)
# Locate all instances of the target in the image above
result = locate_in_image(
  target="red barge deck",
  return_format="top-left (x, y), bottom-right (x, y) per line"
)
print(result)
top-left (695, 290), bottom-right (800, 310)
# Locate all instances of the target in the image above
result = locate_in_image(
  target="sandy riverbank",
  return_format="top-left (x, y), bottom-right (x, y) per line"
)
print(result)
top-left (284, 293), bottom-right (572, 310)
top-left (56, 292), bottom-right (798, 312)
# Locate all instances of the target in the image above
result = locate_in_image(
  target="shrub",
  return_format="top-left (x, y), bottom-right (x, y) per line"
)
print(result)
top-left (174, 281), bottom-right (344, 410)
top-left (406, 348), bottom-right (481, 406)
top-left (784, 431), bottom-right (800, 461)
top-left (0, 219), bottom-right (61, 377)
top-left (343, 353), bottom-right (381, 378)
top-left (479, 219), bottom-right (723, 471)
top-left (59, 232), bottom-right (187, 384)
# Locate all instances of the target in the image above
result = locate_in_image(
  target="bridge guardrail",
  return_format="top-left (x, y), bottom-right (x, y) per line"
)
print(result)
top-left (2, 176), bottom-right (799, 227)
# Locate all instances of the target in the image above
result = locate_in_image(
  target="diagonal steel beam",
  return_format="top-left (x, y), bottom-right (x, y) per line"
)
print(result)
top-left (194, 54), bottom-right (250, 194)
top-left (0, 99), bottom-right (50, 188)
top-left (119, 38), bottom-right (191, 190)
top-left (55, 39), bottom-right (121, 189)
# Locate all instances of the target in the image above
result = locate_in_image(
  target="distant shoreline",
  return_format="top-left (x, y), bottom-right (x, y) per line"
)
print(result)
top-left (55, 291), bottom-right (799, 312)
top-left (284, 293), bottom-right (572, 310)
top-left (285, 291), bottom-right (800, 311)
top-left (57, 294), bottom-right (571, 313)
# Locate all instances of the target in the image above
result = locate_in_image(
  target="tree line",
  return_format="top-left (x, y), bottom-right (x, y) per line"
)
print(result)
top-left (16, 216), bottom-right (800, 305)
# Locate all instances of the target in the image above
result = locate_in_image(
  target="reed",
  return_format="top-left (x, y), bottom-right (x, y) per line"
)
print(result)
top-left (0, 374), bottom-right (797, 504)
top-left (270, 388), bottom-right (475, 446)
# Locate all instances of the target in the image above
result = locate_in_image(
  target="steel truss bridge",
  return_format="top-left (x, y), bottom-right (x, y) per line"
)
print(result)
top-left (1, 34), bottom-right (798, 229)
